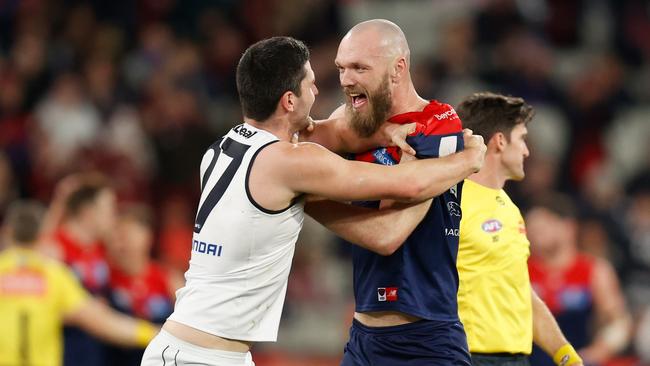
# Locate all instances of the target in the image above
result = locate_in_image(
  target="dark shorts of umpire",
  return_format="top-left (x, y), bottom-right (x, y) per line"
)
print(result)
top-left (341, 318), bottom-right (471, 366)
top-left (471, 353), bottom-right (530, 366)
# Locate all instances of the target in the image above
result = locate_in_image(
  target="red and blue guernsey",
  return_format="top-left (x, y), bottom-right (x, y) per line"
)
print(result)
top-left (352, 100), bottom-right (464, 321)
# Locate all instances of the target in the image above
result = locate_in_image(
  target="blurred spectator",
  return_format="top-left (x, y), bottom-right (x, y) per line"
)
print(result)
top-left (527, 194), bottom-right (632, 366)
top-left (42, 176), bottom-right (117, 366)
top-left (621, 172), bottom-right (650, 315)
top-left (105, 204), bottom-right (177, 366)
top-left (0, 152), bottom-right (18, 224)
top-left (156, 195), bottom-right (193, 275)
top-left (0, 69), bottom-right (32, 193)
top-left (32, 73), bottom-right (101, 187)
top-left (0, 200), bottom-right (158, 366)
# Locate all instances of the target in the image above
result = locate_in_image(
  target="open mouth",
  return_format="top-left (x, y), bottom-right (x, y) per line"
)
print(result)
top-left (349, 93), bottom-right (368, 109)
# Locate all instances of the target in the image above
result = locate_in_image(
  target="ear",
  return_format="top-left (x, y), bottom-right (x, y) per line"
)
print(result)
top-left (491, 132), bottom-right (508, 153)
top-left (279, 91), bottom-right (296, 113)
top-left (392, 57), bottom-right (407, 82)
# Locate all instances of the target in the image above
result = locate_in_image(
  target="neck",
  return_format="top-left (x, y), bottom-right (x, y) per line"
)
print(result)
top-left (389, 80), bottom-right (428, 115)
top-left (468, 154), bottom-right (507, 189)
top-left (62, 220), bottom-right (98, 246)
top-left (244, 116), bottom-right (295, 142)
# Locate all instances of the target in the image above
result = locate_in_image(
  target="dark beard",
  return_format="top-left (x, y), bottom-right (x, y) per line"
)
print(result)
top-left (346, 75), bottom-right (392, 138)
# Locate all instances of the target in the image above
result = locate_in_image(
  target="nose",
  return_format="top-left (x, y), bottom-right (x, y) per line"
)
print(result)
top-left (339, 69), bottom-right (355, 88)
top-left (313, 84), bottom-right (319, 96)
top-left (523, 143), bottom-right (530, 158)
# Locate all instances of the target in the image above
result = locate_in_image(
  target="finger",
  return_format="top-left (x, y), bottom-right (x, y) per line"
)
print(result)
top-left (405, 122), bottom-right (417, 134)
top-left (400, 150), bottom-right (417, 162)
top-left (395, 138), bottom-right (416, 156)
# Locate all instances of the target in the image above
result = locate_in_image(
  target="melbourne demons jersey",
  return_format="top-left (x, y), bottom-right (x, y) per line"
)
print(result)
top-left (169, 123), bottom-right (305, 342)
top-left (352, 100), bottom-right (464, 321)
top-left (529, 254), bottom-right (596, 366)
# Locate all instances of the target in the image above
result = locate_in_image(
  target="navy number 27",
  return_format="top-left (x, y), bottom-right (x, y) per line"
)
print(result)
top-left (194, 137), bottom-right (250, 233)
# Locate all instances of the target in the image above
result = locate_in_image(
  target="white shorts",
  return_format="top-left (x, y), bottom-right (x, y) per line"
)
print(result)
top-left (141, 329), bottom-right (255, 366)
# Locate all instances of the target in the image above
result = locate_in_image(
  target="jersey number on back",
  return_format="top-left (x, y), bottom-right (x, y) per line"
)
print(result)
top-left (194, 137), bottom-right (250, 233)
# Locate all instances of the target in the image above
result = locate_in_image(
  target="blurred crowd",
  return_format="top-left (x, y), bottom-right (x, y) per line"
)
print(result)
top-left (0, 0), bottom-right (649, 365)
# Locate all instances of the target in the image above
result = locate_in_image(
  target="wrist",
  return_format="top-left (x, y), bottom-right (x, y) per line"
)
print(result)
top-left (135, 319), bottom-right (157, 347)
top-left (553, 343), bottom-right (583, 366)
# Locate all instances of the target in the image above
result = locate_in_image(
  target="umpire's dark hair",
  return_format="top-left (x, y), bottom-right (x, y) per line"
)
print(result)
top-left (236, 36), bottom-right (310, 121)
top-left (4, 200), bottom-right (45, 245)
top-left (456, 92), bottom-right (534, 142)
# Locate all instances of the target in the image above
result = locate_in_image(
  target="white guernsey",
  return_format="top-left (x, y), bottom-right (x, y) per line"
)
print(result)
top-left (169, 123), bottom-right (304, 342)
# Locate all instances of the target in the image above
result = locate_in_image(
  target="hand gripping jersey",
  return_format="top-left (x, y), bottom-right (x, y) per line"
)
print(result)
top-left (168, 123), bottom-right (305, 342)
top-left (352, 100), bottom-right (464, 320)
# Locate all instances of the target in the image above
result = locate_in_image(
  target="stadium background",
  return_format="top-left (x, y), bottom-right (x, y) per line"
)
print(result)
top-left (0, 0), bottom-right (649, 365)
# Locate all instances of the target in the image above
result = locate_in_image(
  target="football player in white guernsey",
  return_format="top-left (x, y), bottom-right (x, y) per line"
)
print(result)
top-left (141, 36), bottom-right (486, 366)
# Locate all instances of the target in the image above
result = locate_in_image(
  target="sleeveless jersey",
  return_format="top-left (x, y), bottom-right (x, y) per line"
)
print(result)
top-left (53, 229), bottom-right (109, 296)
top-left (351, 100), bottom-right (465, 321)
top-left (528, 254), bottom-right (596, 366)
top-left (168, 123), bottom-right (305, 342)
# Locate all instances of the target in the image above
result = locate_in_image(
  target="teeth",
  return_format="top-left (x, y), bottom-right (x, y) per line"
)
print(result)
top-left (349, 93), bottom-right (360, 97)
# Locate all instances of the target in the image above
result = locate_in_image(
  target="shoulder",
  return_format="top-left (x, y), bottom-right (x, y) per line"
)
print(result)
top-left (328, 104), bottom-right (346, 119)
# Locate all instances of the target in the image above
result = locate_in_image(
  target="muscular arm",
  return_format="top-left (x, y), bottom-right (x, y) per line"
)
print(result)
top-left (579, 259), bottom-right (631, 364)
top-left (276, 141), bottom-right (478, 203)
top-left (305, 198), bottom-right (432, 255)
top-left (64, 298), bottom-right (158, 348)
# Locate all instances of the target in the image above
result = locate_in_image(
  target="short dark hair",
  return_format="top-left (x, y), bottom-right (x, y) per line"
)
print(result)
top-left (456, 92), bottom-right (534, 142)
top-left (65, 179), bottom-right (110, 218)
top-left (236, 36), bottom-right (310, 121)
top-left (5, 201), bottom-right (45, 244)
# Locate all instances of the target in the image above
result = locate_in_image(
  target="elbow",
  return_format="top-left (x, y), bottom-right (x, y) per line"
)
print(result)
top-left (374, 234), bottom-right (405, 256)
top-left (394, 180), bottom-right (427, 203)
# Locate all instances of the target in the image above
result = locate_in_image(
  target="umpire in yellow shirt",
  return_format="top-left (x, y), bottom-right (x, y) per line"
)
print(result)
top-left (0, 201), bottom-right (158, 366)
top-left (455, 92), bottom-right (582, 366)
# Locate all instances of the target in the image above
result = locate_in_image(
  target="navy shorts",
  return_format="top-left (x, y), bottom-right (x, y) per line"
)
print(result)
top-left (341, 318), bottom-right (471, 366)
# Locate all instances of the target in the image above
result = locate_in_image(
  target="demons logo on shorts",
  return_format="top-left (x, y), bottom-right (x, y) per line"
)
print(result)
top-left (377, 287), bottom-right (398, 302)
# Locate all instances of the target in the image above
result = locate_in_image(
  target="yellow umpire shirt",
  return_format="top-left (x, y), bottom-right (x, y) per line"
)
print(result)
top-left (457, 179), bottom-right (532, 354)
top-left (0, 247), bottom-right (89, 366)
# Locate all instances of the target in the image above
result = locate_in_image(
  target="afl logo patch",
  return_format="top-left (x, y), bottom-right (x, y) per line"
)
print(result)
top-left (482, 219), bottom-right (502, 233)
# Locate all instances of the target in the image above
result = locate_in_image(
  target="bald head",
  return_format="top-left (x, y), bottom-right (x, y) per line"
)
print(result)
top-left (342, 19), bottom-right (410, 60)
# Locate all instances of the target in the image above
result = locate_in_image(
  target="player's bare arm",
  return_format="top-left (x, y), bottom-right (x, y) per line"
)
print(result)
top-left (304, 152), bottom-right (430, 255)
top-left (531, 290), bottom-right (583, 366)
top-left (64, 297), bottom-right (158, 348)
top-left (580, 258), bottom-right (631, 363)
top-left (249, 136), bottom-right (483, 209)
top-left (305, 198), bottom-right (432, 255)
